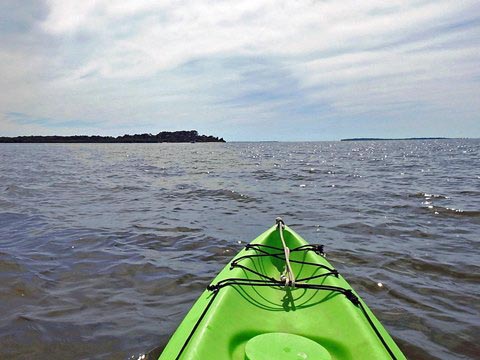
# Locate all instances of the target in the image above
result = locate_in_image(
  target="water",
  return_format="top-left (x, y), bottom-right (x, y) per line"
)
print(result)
top-left (0, 140), bottom-right (479, 359)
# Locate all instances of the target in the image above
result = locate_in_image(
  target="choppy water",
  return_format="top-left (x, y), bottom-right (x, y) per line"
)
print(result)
top-left (0, 140), bottom-right (479, 359)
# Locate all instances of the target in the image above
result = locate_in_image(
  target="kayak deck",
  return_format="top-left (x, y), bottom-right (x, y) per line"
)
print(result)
top-left (159, 223), bottom-right (406, 359)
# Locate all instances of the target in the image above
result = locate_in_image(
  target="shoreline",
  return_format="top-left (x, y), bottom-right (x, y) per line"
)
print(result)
top-left (340, 137), bottom-right (449, 141)
top-left (0, 130), bottom-right (225, 143)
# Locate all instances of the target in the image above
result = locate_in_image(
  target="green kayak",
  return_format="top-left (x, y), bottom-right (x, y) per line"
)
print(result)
top-left (158, 219), bottom-right (406, 359)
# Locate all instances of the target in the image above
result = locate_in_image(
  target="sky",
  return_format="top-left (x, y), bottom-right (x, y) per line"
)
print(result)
top-left (0, 0), bottom-right (479, 141)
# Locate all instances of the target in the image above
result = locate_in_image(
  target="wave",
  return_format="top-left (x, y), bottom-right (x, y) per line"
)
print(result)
top-left (185, 188), bottom-right (258, 203)
top-left (409, 192), bottom-right (449, 199)
top-left (335, 222), bottom-right (432, 238)
top-left (423, 205), bottom-right (480, 218)
top-left (382, 256), bottom-right (480, 282)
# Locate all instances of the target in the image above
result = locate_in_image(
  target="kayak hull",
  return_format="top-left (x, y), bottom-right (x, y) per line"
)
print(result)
top-left (159, 225), bottom-right (406, 359)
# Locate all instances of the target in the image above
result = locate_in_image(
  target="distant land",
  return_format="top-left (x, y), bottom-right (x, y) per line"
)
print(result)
top-left (0, 130), bottom-right (225, 143)
top-left (340, 137), bottom-right (448, 141)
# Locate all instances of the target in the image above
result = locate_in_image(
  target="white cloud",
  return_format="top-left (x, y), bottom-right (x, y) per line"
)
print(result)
top-left (39, 0), bottom-right (479, 76)
top-left (0, 0), bottom-right (479, 139)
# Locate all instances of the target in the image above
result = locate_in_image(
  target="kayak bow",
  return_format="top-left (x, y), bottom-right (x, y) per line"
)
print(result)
top-left (159, 219), bottom-right (406, 359)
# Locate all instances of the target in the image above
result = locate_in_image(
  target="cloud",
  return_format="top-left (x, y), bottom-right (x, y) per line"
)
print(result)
top-left (6, 111), bottom-right (100, 128)
top-left (0, 0), bottom-right (479, 139)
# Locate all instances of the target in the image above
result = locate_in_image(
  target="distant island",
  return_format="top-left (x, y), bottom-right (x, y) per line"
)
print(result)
top-left (341, 137), bottom-right (448, 141)
top-left (0, 130), bottom-right (225, 143)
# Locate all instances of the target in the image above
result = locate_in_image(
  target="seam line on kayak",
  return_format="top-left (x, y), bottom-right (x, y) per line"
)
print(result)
top-left (174, 289), bottom-right (220, 360)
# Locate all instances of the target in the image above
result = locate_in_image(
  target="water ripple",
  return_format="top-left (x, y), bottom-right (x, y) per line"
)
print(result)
top-left (0, 140), bottom-right (478, 359)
